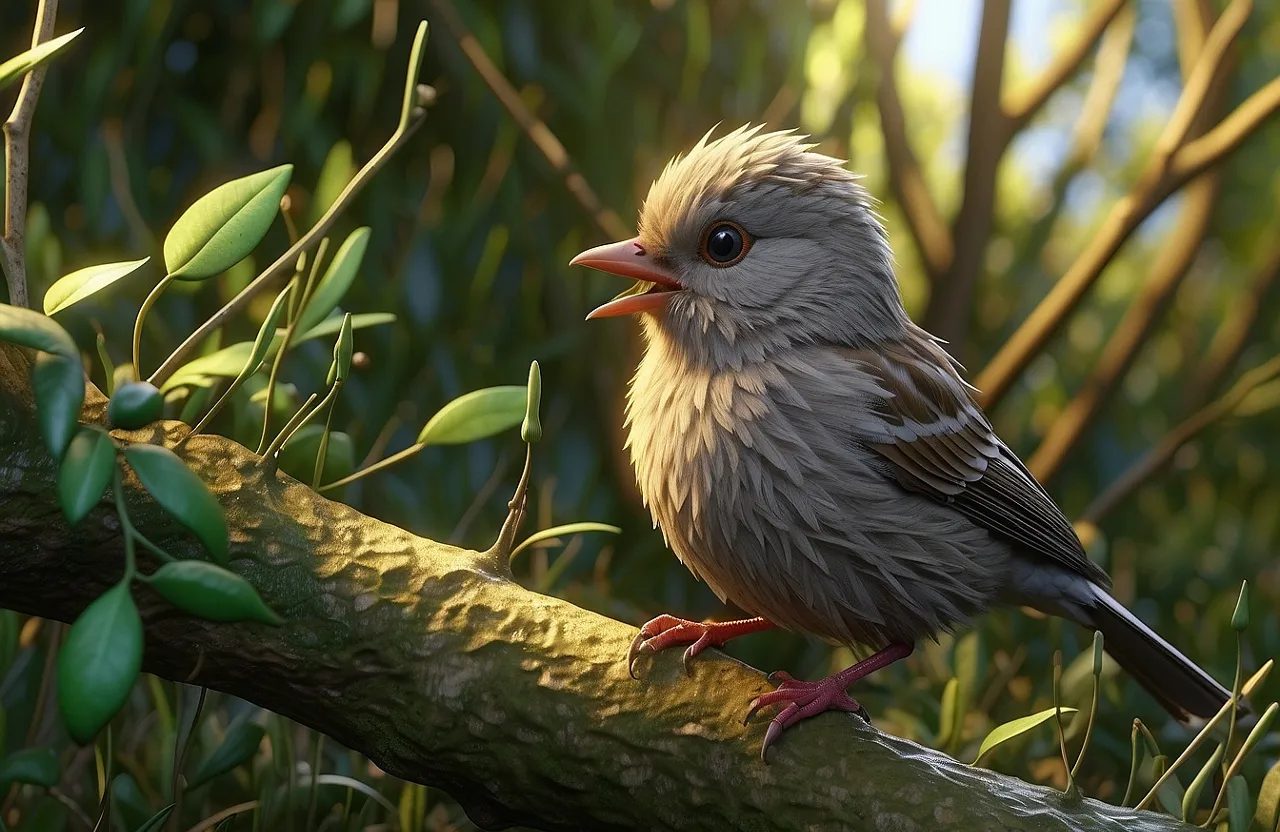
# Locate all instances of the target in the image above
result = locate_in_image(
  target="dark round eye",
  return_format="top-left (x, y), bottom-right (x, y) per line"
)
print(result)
top-left (700, 221), bottom-right (751, 266)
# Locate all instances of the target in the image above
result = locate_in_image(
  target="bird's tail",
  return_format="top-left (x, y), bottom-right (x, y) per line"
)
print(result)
top-left (1080, 583), bottom-right (1240, 724)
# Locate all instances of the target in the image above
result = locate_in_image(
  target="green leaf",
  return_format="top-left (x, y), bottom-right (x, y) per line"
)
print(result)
top-left (936, 677), bottom-right (960, 751)
top-left (96, 332), bottom-right (115, 396)
top-left (58, 426), bottom-right (115, 526)
top-left (522, 360), bottom-right (542, 443)
top-left (160, 342), bottom-right (258, 393)
top-left (511, 522), bottom-right (621, 558)
top-left (130, 803), bottom-right (175, 832)
top-left (297, 227), bottom-right (371, 334)
top-left (146, 561), bottom-right (282, 625)
top-left (43, 258), bottom-right (149, 315)
top-left (163, 165), bottom-right (293, 280)
top-left (0, 302), bottom-right (78, 358)
top-left (278, 425), bottom-right (355, 486)
top-left (308, 140), bottom-right (355, 226)
top-left (57, 582), bottom-right (143, 744)
top-left (417, 386), bottom-right (527, 446)
top-left (1227, 776), bottom-right (1251, 832)
top-left (1181, 743), bottom-right (1223, 821)
top-left (1257, 760), bottom-right (1280, 831)
top-left (333, 313), bottom-right (353, 383)
top-left (107, 382), bottom-right (164, 430)
top-left (33, 352), bottom-right (85, 461)
top-left (123, 444), bottom-right (228, 565)
top-left (294, 312), bottom-right (394, 346)
top-left (0, 28), bottom-right (84, 91)
top-left (244, 285), bottom-right (294, 384)
top-left (972, 707), bottom-right (1078, 764)
top-left (1153, 755), bottom-right (1183, 815)
top-left (0, 747), bottom-right (59, 787)
top-left (188, 721), bottom-right (266, 789)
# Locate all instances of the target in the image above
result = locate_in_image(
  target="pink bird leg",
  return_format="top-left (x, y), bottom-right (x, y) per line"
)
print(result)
top-left (628, 614), bottom-right (775, 677)
top-left (745, 642), bottom-right (914, 761)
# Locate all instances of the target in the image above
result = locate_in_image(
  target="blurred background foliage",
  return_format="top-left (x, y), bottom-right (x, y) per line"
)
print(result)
top-left (2, 0), bottom-right (1280, 829)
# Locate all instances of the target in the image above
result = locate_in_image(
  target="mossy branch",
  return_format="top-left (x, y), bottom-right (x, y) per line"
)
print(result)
top-left (0, 343), bottom-right (1195, 832)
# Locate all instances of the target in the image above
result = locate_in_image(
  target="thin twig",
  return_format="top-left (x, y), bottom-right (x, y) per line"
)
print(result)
top-left (147, 22), bottom-right (431, 388)
top-left (864, 0), bottom-right (952, 283)
top-left (1080, 353), bottom-right (1280, 524)
top-left (1003, 0), bottom-right (1129, 134)
top-left (1, 0), bottom-right (60, 309)
top-left (975, 0), bottom-right (1271, 409)
top-left (425, 0), bottom-right (629, 241)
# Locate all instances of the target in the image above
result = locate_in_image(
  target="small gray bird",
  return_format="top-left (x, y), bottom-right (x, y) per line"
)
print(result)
top-left (571, 125), bottom-right (1238, 759)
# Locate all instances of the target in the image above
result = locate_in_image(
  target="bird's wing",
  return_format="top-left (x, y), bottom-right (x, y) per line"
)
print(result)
top-left (838, 339), bottom-right (1111, 588)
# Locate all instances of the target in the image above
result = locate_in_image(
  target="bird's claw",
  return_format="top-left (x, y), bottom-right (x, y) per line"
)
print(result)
top-left (626, 614), bottom-right (725, 679)
top-left (744, 674), bottom-right (872, 761)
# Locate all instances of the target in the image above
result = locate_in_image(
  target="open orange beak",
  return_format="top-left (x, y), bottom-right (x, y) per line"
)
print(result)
top-left (569, 237), bottom-right (683, 319)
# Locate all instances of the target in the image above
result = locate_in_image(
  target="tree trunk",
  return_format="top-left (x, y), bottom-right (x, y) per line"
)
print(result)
top-left (0, 342), bottom-right (1193, 832)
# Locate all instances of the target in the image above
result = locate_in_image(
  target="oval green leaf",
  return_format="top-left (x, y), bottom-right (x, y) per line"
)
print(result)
top-left (43, 258), bottom-right (150, 315)
top-left (0, 302), bottom-right (78, 358)
top-left (188, 721), bottom-right (266, 789)
top-left (163, 165), bottom-right (293, 280)
top-left (1227, 775), bottom-right (1251, 832)
top-left (0, 28), bottom-right (84, 92)
top-left (511, 522), bottom-right (621, 559)
top-left (294, 311), bottom-right (394, 346)
top-left (33, 352), bottom-right (85, 461)
top-left (107, 382), bottom-right (164, 430)
top-left (146, 560), bottom-right (281, 625)
top-left (0, 747), bottom-right (59, 788)
top-left (123, 444), bottom-right (228, 565)
top-left (296, 227), bottom-right (370, 334)
top-left (417, 386), bottom-right (527, 446)
top-left (160, 342), bottom-right (258, 393)
top-left (972, 706), bottom-right (1078, 764)
top-left (1181, 743), bottom-right (1223, 821)
top-left (1257, 760), bottom-right (1280, 830)
top-left (243, 285), bottom-right (294, 383)
top-left (57, 582), bottom-right (143, 744)
top-left (58, 426), bottom-right (115, 526)
top-left (279, 425), bottom-right (355, 486)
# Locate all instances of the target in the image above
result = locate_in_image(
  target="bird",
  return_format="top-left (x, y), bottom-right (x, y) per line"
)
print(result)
top-left (569, 124), bottom-right (1241, 760)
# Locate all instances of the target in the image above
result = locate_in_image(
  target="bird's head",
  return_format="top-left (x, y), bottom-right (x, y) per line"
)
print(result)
top-left (571, 125), bottom-right (911, 363)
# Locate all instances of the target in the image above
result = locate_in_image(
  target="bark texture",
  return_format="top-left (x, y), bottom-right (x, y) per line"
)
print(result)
top-left (0, 342), bottom-right (1193, 832)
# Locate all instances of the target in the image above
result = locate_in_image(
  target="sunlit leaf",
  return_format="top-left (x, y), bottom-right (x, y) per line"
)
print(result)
top-left (1258, 759), bottom-right (1280, 830)
top-left (43, 258), bottom-right (149, 314)
top-left (294, 311), bottom-right (394, 346)
top-left (0, 28), bottom-right (84, 91)
top-left (417, 386), bottom-right (526, 446)
top-left (160, 342), bottom-right (259, 393)
top-left (297, 227), bottom-right (371, 334)
top-left (164, 165), bottom-right (293, 280)
top-left (511, 522), bottom-right (621, 558)
top-left (972, 707), bottom-right (1077, 764)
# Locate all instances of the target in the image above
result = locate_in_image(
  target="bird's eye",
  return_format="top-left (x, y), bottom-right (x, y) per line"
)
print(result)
top-left (700, 221), bottom-right (751, 267)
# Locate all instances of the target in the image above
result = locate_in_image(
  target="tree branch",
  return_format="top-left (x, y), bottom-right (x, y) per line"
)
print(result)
top-left (424, 0), bottom-right (630, 242)
top-left (975, 0), bottom-right (1274, 410)
top-left (864, 0), bottom-right (953, 284)
top-left (925, 0), bottom-right (1011, 349)
top-left (0, 345), bottom-right (1196, 832)
top-left (1003, 0), bottom-right (1129, 136)
top-left (1, 0), bottom-right (60, 309)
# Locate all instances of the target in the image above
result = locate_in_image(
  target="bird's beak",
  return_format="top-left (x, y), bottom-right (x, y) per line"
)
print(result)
top-left (569, 237), bottom-right (683, 319)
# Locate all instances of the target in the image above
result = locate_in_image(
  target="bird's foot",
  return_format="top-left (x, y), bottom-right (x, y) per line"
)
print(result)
top-left (744, 672), bottom-right (870, 760)
top-left (627, 614), bottom-right (773, 678)
top-left (744, 642), bottom-right (914, 761)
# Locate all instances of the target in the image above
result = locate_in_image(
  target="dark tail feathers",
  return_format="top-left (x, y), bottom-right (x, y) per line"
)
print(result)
top-left (1082, 585), bottom-right (1241, 724)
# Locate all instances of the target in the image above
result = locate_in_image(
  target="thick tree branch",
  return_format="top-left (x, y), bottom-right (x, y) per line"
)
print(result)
top-left (0, 345), bottom-right (1195, 831)
top-left (1, 0), bottom-right (60, 309)
top-left (864, 0), bottom-right (953, 284)
top-left (925, 0), bottom-right (1011, 349)
top-left (975, 0), bottom-right (1274, 410)
top-left (1003, 0), bottom-right (1129, 136)
top-left (424, 0), bottom-right (630, 242)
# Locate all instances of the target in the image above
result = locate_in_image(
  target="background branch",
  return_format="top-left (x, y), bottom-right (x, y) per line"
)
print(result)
top-left (1, 0), bottom-right (59, 309)
top-left (425, 0), bottom-right (630, 242)
top-left (864, 0), bottom-right (953, 285)
top-left (0, 344), bottom-right (1198, 832)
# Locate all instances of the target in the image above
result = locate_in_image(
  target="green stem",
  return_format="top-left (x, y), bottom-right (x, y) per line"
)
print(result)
top-left (147, 22), bottom-right (431, 389)
top-left (1136, 696), bottom-right (1236, 810)
top-left (306, 733), bottom-right (325, 831)
top-left (170, 685), bottom-right (209, 831)
top-left (258, 238), bottom-right (330, 455)
top-left (1121, 720), bottom-right (1141, 807)
top-left (312, 394), bottom-right (337, 489)
top-left (112, 464), bottom-right (138, 582)
top-left (316, 442), bottom-right (426, 493)
top-left (133, 273), bottom-right (174, 379)
top-left (261, 391), bottom-right (321, 463)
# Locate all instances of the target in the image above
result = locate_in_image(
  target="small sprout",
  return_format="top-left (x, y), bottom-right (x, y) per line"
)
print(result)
top-left (107, 382), bottom-right (164, 430)
top-left (522, 360), bottom-right (543, 444)
top-left (1232, 580), bottom-right (1250, 631)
